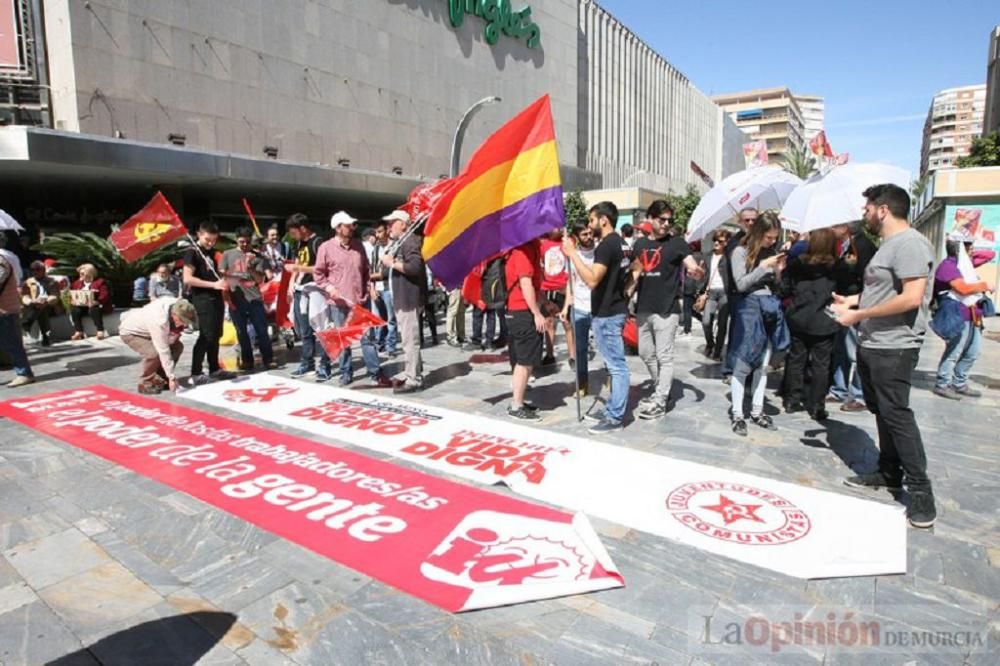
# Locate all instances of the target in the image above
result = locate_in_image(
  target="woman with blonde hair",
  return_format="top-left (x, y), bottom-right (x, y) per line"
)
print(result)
top-left (727, 212), bottom-right (790, 435)
top-left (69, 263), bottom-right (113, 340)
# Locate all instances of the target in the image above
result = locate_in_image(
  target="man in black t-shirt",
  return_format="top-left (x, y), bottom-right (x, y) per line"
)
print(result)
top-left (563, 201), bottom-right (631, 434)
top-left (626, 201), bottom-right (704, 419)
top-left (182, 221), bottom-right (236, 385)
top-left (285, 213), bottom-right (329, 377)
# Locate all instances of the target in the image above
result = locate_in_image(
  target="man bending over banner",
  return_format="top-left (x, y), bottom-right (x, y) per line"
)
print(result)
top-left (119, 297), bottom-right (198, 394)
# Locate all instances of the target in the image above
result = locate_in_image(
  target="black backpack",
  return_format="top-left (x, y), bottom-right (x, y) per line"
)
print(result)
top-left (481, 255), bottom-right (508, 309)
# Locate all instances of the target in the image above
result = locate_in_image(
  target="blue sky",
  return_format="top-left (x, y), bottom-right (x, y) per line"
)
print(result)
top-left (598, 0), bottom-right (999, 176)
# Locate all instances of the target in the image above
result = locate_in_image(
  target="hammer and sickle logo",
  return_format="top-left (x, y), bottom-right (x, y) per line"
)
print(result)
top-left (134, 222), bottom-right (174, 244)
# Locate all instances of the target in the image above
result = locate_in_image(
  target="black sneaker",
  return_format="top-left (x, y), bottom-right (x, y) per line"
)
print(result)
top-left (290, 364), bottom-right (315, 378)
top-left (750, 414), bottom-right (776, 430)
top-left (907, 491), bottom-right (937, 528)
top-left (637, 402), bottom-right (667, 420)
top-left (541, 354), bottom-right (556, 367)
top-left (731, 418), bottom-right (748, 436)
top-left (584, 408), bottom-right (606, 422)
top-left (522, 402), bottom-right (540, 413)
top-left (952, 385), bottom-right (982, 398)
top-left (507, 405), bottom-right (541, 421)
top-left (932, 386), bottom-right (963, 401)
top-left (843, 473), bottom-right (903, 492)
top-left (783, 400), bottom-right (805, 414)
top-left (808, 408), bottom-right (829, 422)
top-left (210, 370), bottom-right (237, 381)
top-left (588, 419), bottom-right (623, 435)
top-left (463, 341), bottom-right (484, 352)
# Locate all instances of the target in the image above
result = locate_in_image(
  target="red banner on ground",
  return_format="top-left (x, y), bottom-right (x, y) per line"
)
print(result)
top-left (0, 387), bottom-right (622, 611)
top-left (110, 192), bottom-right (187, 263)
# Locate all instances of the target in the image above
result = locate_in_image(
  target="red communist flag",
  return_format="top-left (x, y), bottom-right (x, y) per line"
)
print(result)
top-left (110, 192), bottom-right (187, 263)
top-left (315, 325), bottom-right (371, 359)
top-left (401, 179), bottom-right (456, 222)
top-left (347, 303), bottom-right (387, 328)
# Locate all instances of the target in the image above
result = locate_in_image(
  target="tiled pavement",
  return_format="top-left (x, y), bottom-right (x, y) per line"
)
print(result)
top-left (0, 316), bottom-right (998, 665)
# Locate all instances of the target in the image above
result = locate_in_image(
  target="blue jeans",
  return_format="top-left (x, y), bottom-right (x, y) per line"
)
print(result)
top-left (0, 313), bottom-right (32, 377)
top-left (330, 303), bottom-right (383, 382)
top-left (829, 324), bottom-right (864, 402)
top-left (573, 309), bottom-right (593, 386)
top-left (591, 313), bottom-right (629, 424)
top-left (377, 289), bottom-right (397, 353)
top-left (293, 291), bottom-right (329, 370)
top-left (230, 298), bottom-right (273, 368)
top-left (936, 321), bottom-right (981, 390)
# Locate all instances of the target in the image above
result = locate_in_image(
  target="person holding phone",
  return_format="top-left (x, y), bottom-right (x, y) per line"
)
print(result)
top-left (727, 212), bottom-right (790, 436)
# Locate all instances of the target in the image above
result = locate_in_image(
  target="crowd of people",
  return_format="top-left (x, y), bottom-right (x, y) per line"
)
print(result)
top-left (1, 181), bottom-right (996, 529)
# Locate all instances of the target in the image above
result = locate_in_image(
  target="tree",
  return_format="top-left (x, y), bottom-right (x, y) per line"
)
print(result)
top-left (563, 189), bottom-right (588, 227)
top-left (36, 232), bottom-right (186, 307)
top-left (664, 184), bottom-right (701, 231)
top-left (781, 144), bottom-right (818, 179)
top-left (910, 175), bottom-right (929, 201)
top-left (956, 132), bottom-right (1000, 168)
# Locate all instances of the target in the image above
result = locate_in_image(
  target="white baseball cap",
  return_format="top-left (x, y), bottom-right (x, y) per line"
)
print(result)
top-left (382, 209), bottom-right (411, 224)
top-left (330, 211), bottom-right (358, 229)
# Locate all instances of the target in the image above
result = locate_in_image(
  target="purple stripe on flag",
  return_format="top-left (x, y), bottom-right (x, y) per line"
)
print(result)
top-left (428, 185), bottom-right (565, 289)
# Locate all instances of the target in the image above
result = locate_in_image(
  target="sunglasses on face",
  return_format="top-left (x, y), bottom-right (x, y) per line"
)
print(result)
top-left (658, 216), bottom-right (673, 222)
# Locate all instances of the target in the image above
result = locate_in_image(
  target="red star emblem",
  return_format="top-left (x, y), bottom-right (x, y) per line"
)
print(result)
top-left (701, 494), bottom-right (766, 526)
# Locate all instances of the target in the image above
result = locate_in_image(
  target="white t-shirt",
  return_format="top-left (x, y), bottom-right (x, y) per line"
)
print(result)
top-left (569, 247), bottom-right (596, 314)
top-left (708, 253), bottom-right (724, 290)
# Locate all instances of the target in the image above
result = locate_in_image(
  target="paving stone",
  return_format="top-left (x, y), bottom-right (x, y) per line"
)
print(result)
top-left (165, 589), bottom-right (257, 651)
top-left (237, 637), bottom-right (301, 666)
top-left (38, 560), bottom-right (164, 642)
top-left (0, 580), bottom-right (37, 616)
top-left (0, 509), bottom-right (72, 550)
top-left (3, 527), bottom-right (112, 589)
top-left (90, 529), bottom-right (186, 595)
top-left (186, 551), bottom-right (297, 613)
top-left (0, 599), bottom-right (87, 665)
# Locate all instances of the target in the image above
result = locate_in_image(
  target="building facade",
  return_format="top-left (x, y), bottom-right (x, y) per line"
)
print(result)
top-left (920, 84), bottom-right (987, 179)
top-left (985, 25), bottom-right (1000, 136)
top-left (712, 87), bottom-right (806, 162)
top-left (794, 94), bottom-right (825, 144)
top-left (1, 0), bottom-right (741, 235)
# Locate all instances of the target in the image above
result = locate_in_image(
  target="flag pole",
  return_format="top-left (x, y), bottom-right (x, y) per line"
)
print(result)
top-left (242, 198), bottom-right (262, 237)
top-left (566, 239), bottom-right (583, 422)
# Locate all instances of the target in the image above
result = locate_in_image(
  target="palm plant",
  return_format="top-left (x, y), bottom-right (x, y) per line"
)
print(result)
top-left (36, 232), bottom-right (187, 307)
top-left (781, 144), bottom-right (817, 180)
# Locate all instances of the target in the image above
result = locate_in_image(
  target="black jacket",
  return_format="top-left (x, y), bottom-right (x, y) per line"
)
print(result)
top-left (781, 256), bottom-right (839, 337)
top-left (831, 231), bottom-right (877, 297)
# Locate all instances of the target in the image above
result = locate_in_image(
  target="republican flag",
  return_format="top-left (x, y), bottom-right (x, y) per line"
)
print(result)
top-left (110, 192), bottom-right (187, 263)
top-left (423, 95), bottom-right (565, 289)
top-left (809, 131), bottom-right (834, 158)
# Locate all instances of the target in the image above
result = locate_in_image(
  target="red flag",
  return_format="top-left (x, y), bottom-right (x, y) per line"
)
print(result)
top-left (110, 192), bottom-right (187, 263)
top-left (347, 303), bottom-right (387, 328)
top-left (809, 131), bottom-right (834, 158)
top-left (401, 179), bottom-right (456, 221)
top-left (690, 161), bottom-right (715, 188)
top-left (835, 152), bottom-right (850, 166)
top-left (242, 197), bottom-right (261, 237)
top-left (315, 325), bottom-right (371, 359)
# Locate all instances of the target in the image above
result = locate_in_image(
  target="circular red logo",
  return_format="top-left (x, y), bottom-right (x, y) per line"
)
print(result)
top-left (665, 481), bottom-right (811, 546)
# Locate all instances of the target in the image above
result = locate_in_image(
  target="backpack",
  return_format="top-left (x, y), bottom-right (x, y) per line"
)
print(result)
top-left (481, 255), bottom-right (508, 309)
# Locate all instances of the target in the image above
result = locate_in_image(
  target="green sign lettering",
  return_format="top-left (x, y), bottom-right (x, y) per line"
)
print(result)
top-left (446, 0), bottom-right (541, 49)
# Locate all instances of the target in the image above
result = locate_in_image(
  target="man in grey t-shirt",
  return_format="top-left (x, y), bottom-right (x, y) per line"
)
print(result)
top-left (220, 226), bottom-right (274, 371)
top-left (831, 184), bottom-right (936, 529)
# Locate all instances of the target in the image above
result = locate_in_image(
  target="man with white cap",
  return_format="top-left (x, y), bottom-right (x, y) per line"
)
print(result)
top-left (313, 211), bottom-right (391, 386)
top-left (380, 209), bottom-right (426, 393)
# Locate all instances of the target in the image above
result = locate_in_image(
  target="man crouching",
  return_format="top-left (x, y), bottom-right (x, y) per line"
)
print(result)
top-left (119, 297), bottom-right (198, 394)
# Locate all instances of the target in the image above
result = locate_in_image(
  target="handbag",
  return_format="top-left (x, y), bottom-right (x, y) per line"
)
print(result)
top-left (69, 289), bottom-right (96, 308)
top-left (693, 293), bottom-right (708, 314)
top-left (929, 298), bottom-right (965, 340)
top-left (981, 297), bottom-right (996, 318)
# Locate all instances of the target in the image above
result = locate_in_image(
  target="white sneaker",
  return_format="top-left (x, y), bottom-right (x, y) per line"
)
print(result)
top-left (6, 376), bottom-right (35, 388)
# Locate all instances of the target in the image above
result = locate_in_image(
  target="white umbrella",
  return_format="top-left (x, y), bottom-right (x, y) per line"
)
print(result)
top-left (0, 209), bottom-right (24, 232)
top-left (780, 163), bottom-right (910, 232)
top-left (685, 166), bottom-right (802, 242)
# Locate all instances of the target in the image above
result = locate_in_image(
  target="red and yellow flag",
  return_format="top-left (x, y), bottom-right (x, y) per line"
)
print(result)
top-left (110, 192), bottom-right (187, 263)
top-left (809, 131), bottom-right (834, 158)
top-left (423, 95), bottom-right (564, 289)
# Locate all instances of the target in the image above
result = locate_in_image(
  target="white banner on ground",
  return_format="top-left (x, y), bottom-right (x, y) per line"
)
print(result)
top-left (182, 374), bottom-right (907, 579)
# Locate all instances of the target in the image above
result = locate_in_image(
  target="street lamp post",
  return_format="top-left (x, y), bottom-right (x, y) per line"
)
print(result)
top-left (450, 96), bottom-right (502, 177)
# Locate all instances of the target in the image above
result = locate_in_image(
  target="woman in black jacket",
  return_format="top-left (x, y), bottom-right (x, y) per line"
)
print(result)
top-left (780, 228), bottom-right (841, 420)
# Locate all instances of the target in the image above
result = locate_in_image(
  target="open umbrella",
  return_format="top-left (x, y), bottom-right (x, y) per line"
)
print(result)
top-left (780, 163), bottom-right (910, 232)
top-left (0, 209), bottom-right (25, 232)
top-left (685, 167), bottom-right (802, 242)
